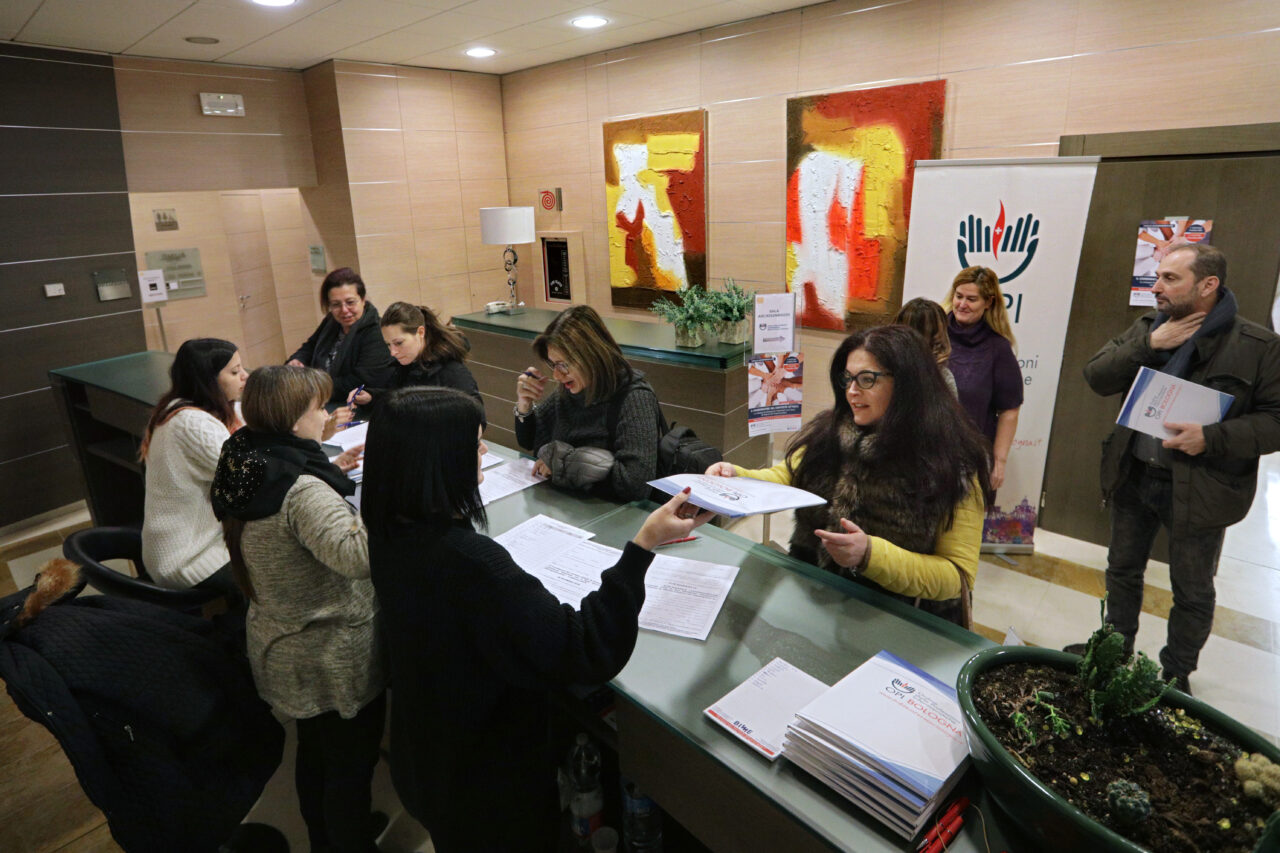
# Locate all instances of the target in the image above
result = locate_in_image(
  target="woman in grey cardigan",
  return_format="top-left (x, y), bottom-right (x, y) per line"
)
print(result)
top-left (212, 365), bottom-right (383, 853)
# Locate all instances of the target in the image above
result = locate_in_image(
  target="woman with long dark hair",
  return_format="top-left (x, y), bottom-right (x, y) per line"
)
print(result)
top-left (363, 387), bottom-right (710, 853)
top-left (514, 305), bottom-right (661, 501)
top-left (707, 325), bottom-right (991, 625)
top-left (211, 366), bottom-right (381, 853)
top-left (140, 338), bottom-right (245, 592)
top-left (346, 301), bottom-right (482, 416)
top-left (286, 267), bottom-right (395, 405)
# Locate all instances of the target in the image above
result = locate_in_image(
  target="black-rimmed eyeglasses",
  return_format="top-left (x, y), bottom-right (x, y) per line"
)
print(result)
top-left (839, 369), bottom-right (893, 390)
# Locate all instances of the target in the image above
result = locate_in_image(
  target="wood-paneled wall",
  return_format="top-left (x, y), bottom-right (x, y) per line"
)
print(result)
top-left (302, 60), bottom-right (512, 324)
top-left (0, 44), bottom-right (144, 527)
top-left (114, 56), bottom-right (316, 192)
top-left (499, 0), bottom-right (1280, 419)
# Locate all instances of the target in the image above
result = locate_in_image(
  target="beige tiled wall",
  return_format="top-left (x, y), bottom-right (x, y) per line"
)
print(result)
top-left (499, 0), bottom-right (1280, 418)
top-left (302, 60), bottom-right (511, 326)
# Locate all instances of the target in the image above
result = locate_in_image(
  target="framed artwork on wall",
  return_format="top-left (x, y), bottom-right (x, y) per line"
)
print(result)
top-left (785, 81), bottom-right (945, 331)
top-left (603, 109), bottom-right (707, 310)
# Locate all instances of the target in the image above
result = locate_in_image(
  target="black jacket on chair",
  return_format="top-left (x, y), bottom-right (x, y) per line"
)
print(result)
top-left (288, 301), bottom-right (396, 404)
top-left (0, 580), bottom-right (283, 853)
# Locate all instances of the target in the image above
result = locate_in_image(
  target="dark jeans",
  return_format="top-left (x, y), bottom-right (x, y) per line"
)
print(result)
top-left (294, 691), bottom-right (387, 853)
top-left (1105, 463), bottom-right (1224, 678)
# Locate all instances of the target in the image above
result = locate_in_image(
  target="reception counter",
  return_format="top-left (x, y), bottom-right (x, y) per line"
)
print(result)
top-left (452, 308), bottom-right (770, 468)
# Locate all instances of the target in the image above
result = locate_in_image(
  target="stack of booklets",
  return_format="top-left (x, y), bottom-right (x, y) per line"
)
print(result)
top-left (781, 651), bottom-right (969, 840)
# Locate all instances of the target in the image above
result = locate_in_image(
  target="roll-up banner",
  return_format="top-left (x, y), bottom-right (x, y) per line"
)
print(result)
top-left (901, 157), bottom-right (1099, 551)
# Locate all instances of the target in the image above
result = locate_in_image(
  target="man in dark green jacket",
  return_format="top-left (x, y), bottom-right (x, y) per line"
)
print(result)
top-left (1080, 243), bottom-right (1280, 693)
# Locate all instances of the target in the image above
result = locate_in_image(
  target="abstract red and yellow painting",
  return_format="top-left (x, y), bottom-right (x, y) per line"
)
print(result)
top-left (785, 82), bottom-right (945, 330)
top-left (604, 110), bottom-right (707, 309)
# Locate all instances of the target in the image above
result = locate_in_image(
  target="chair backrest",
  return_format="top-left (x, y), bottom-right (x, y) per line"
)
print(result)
top-left (61, 527), bottom-right (220, 612)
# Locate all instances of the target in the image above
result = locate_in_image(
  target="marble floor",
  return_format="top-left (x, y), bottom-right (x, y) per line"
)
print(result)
top-left (0, 455), bottom-right (1276, 850)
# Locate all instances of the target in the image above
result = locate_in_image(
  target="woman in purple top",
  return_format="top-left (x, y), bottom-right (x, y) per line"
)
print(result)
top-left (944, 266), bottom-right (1023, 496)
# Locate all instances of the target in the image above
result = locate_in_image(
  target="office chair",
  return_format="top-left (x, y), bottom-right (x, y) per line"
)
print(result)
top-left (62, 526), bottom-right (221, 613)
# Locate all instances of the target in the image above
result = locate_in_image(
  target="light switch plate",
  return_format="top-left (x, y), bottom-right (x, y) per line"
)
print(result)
top-left (43, 282), bottom-right (65, 297)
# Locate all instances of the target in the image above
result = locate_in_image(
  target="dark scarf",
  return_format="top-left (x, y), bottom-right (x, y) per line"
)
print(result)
top-left (947, 312), bottom-right (996, 347)
top-left (1148, 286), bottom-right (1238, 378)
top-left (211, 428), bottom-right (354, 522)
top-left (792, 417), bottom-right (968, 624)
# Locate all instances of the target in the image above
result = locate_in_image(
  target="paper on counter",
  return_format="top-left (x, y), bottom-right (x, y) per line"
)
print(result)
top-left (495, 519), bottom-right (739, 641)
top-left (329, 421), bottom-right (368, 450)
top-left (478, 458), bottom-right (546, 505)
top-left (648, 473), bottom-right (826, 518)
top-left (481, 451), bottom-right (504, 469)
top-left (704, 658), bottom-right (828, 760)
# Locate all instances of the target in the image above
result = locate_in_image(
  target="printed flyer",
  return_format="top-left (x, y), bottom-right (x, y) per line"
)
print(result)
top-left (748, 352), bottom-right (803, 436)
top-left (1131, 218), bottom-right (1213, 306)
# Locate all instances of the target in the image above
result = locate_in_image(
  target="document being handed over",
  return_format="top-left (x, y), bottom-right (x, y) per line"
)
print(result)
top-left (493, 516), bottom-right (740, 641)
top-left (648, 473), bottom-right (826, 518)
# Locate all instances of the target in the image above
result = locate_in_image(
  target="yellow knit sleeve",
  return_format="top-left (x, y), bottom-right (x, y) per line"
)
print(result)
top-left (731, 447), bottom-right (802, 485)
top-left (860, 479), bottom-right (983, 601)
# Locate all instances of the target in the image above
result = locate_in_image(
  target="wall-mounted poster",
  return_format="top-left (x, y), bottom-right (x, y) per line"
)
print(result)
top-left (542, 236), bottom-right (571, 302)
top-left (604, 110), bottom-right (707, 310)
top-left (1131, 218), bottom-right (1212, 307)
top-left (785, 81), bottom-right (945, 331)
top-left (748, 353), bottom-right (804, 437)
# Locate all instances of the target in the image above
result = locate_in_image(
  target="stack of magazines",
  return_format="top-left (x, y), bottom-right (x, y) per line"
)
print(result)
top-left (782, 650), bottom-right (969, 839)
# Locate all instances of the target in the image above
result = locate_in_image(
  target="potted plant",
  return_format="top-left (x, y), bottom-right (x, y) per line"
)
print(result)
top-left (956, 601), bottom-right (1280, 853)
top-left (709, 278), bottom-right (754, 345)
top-left (649, 284), bottom-right (715, 348)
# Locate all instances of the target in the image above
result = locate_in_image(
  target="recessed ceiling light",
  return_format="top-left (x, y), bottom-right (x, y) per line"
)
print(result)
top-left (185, 36), bottom-right (220, 45)
top-left (571, 15), bottom-right (608, 29)
top-left (251, 0), bottom-right (296, 7)
top-left (465, 47), bottom-right (496, 58)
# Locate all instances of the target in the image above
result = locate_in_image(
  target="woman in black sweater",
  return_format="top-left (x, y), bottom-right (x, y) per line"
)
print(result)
top-left (347, 301), bottom-right (482, 420)
top-left (286, 268), bottom-right (395, 405)
top-left (362, 387), bottom-right (710, 853)
top-left (514, 305), bottom-right (661, 501)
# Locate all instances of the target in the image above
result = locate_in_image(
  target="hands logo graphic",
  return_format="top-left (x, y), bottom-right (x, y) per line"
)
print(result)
top-left (956, 201), bottom-right (1040, 284)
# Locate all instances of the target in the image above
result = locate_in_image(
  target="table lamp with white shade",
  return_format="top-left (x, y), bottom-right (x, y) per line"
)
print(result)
top-left (479, 206), bottom-right (536, 315)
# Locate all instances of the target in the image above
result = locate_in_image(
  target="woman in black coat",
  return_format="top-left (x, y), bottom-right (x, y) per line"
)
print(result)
top-left (347, 301), bottom-right (483, 420)
top-left (361, 387), bottom-right (710, 853)
top-left (287, 267), bottom-right (395, 405)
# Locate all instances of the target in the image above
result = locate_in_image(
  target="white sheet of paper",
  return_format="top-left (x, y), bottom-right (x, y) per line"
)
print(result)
top-left (493, 515), bottom-right (595, 574)
top-left (648, 473), bottom-right (826, 518)
top-left (528, 539), bottom-right (620, 607)
top-left (478, 458), bottom-right (546, 505)
top-left (641, 554), bottom-right (740, 641)
top-left (705, 657), bottom-right (828, 760)
top-left (481, 451), bottom-right (504, 469)
top-left (1116, 366), bottom-right (1233, 440)
top-left (329, 421), bottom-right (368, 450)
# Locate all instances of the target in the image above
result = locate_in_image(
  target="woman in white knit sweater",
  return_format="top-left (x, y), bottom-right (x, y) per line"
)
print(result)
top-left (140, 338), bottom-right (246, 593)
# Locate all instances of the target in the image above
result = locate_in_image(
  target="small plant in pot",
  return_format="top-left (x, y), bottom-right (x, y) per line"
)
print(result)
top-left (956, 600), bottom-right (1280, 853)
top-left (708, 278), bottom-right (754, 345)
top-left (649, 284), bottom-right (715, 348)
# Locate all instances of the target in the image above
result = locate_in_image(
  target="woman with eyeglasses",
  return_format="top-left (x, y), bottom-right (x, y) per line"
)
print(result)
top-left (943, 266), bottom-right (1023, 495)
top-left (286, 267), bottom-right (395, 406)
top-left (706, 325), bottom-right (991, 625)
top-left (514, 305), bottom-right (662, 502)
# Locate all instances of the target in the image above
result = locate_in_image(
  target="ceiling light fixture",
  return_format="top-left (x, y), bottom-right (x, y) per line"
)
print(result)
top-left (250, 0), bottom-right (297, 7)
top-left (571, 15), bottom-right (608, 29)
top-left (465, 47), bottom-right (496, 58)
top-left (185, 36), bottom-right (220, 44)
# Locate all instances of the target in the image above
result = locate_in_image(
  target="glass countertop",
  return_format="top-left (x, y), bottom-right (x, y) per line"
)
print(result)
top-left (49, 351), bottom-right (174, 406)
top-left (453, 308), bottom-right (749, 370)
top-left (579, 504), bottom-right (1016, 853)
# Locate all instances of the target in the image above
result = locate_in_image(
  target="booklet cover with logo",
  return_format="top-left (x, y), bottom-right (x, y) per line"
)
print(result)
top-left (1117, 366), bottom-right (1233, 440)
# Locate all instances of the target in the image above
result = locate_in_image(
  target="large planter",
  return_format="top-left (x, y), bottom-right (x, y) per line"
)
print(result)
top-left (673, 324), bottom-right (706, 348)
top-left (716, 317), bottom-right (750, 345)
top-left (956, 646), bottom-right (1280, 853)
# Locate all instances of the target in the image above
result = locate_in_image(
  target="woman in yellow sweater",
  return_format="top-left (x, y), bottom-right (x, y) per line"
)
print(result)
top-left (707, 325), bottom-right (991, 626)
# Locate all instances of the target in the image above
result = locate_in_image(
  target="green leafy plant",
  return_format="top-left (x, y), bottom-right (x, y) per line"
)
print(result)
top-left (1012, 710), bottom-right (1036, 745)
top-left (708, 278), bottom-right (755, 323)
top-left (1035, 691), bottom-right (1073, 738)
top-left (1106, 780), bottom-right (1152, 828)
top-left (649, 284), bottom-right (715, 331)
top-left (1075, 598), bottom-right (1169, 723)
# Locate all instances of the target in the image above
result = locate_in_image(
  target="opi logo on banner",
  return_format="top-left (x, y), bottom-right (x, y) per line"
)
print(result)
top-left (956, 201), bottom-right (1040, 284)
